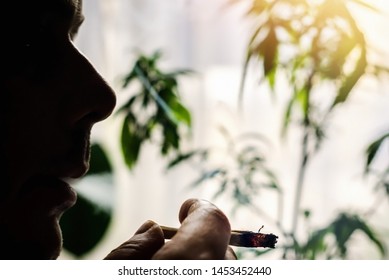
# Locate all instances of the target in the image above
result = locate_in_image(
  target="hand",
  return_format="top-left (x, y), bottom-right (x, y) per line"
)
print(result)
top-left (104, 199), bottom-right (236, 260)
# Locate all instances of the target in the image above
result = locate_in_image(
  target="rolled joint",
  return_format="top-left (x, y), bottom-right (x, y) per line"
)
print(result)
top-left (160, 225), bottom-right (278, 248)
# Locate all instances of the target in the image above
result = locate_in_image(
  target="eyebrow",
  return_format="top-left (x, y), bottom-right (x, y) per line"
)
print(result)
top-left (70, 13), bottom-right (85, 39)
top-left (47, 0), bottom-right (85, 38)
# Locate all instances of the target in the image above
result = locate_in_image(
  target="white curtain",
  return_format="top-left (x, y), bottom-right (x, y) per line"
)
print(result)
top-left (61, 0), bottom-right (389, 259)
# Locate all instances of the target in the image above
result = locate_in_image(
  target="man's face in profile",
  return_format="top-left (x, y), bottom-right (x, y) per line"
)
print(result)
top-left (0, 0), bottom-right (115, 259)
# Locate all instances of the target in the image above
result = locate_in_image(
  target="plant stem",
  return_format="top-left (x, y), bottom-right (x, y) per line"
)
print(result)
top-left (291, 126), bottom-right (310, 236)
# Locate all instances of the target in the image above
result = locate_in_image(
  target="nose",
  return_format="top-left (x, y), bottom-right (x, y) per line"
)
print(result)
top-left (64, 45), bottom-right (116, 126)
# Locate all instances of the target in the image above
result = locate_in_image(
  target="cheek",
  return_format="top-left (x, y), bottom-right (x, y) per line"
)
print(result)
top-left (4, 81), bottom-right (66, 180)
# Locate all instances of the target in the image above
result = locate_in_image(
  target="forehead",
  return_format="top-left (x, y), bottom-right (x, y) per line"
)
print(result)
top-left (5, 0), bottom-right (82, 22)
top-left (2, 0), bottom-right (83, 49)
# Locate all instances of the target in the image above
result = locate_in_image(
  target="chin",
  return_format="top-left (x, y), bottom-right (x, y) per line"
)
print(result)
top-left (0, 215), bottom-right (63, 260)
top-left (33, 217), bottom-right (64, 260)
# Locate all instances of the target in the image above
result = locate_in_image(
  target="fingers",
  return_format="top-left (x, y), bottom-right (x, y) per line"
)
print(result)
top-left (104, 220), bottom-right (164, 260)
top-left (224, 246), bottom-right (237, 260)
top-left (152, 199), bottom-right (231, 260)
top-left (104, 199), bottom-right (236, 260)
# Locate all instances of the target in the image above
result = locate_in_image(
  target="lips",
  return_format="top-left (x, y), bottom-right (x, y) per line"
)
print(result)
top-left (63, 126), bottom-right (92, 178)
top-left (20, 175), bottom-right (77, 216)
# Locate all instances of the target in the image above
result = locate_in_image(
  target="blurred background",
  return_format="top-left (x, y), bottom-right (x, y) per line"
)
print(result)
top-left (59, 0), bottom-right (389, 259)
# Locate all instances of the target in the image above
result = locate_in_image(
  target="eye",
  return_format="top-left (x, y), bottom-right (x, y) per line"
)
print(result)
top-left (69, 16), bottom-right (85, 41)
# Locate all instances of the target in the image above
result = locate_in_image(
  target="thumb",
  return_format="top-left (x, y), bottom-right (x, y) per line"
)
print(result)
top-left (104, 220), bottom-right (164, 260)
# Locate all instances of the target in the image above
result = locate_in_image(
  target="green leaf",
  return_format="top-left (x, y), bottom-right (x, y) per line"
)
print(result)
top-left (169, 100), bottom-right (192, 127)
top-left (261, 24), bottom-right (278, 77)
top-left (264, 181), bottom-right (280, 191)
top-left (165, 69), bottom-right (194, 78)
top-left (213, 179), bottom-right (228, 200)
top-left (267, 67), bottom-right (277, 91)
top-left (331, 48), bottom-right (367, 107)
top-left (296, 85), bottom-right (310, 119)
top-left (303, 209), bottom-right (311, 219)
top-left (86, 143), bottom-right (112, 176)
top-left (118, 50), bottom-right (193, 170)
top-left (332, 213), bottom-right (355, 256)
top-left (167, 150), bottom-right (204, 169)
top-left (331, 213), bottom-right (386, 257)
top-left (303, 227), bottom-right (331, 259)
top-left (365, 132), bottom-right (389, 172)
top-left (352, 215), bottom-right (386, 257)
top-left (60, 193), bottom-right (111, 257)
top-left (233, 183), bottom-right (251, 205)
top-left (121, 116), bottom-right (142, 169)
top-left (383, 182), bottom-right (389, 196)
top-left (302, 213), bottom-right (386, 259)
top-left (115, 95), bottom-right (138, 116)
top-left (134, 65), bottom-right (180, 125)
top-left (122, 69), bottom-right (137, 88)
top-left (161, 122), bottom-right (180, 155)
top-left (282, 95), bottom-right (296, 137)
top-left (191, 169), bottom-right (225, 187)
